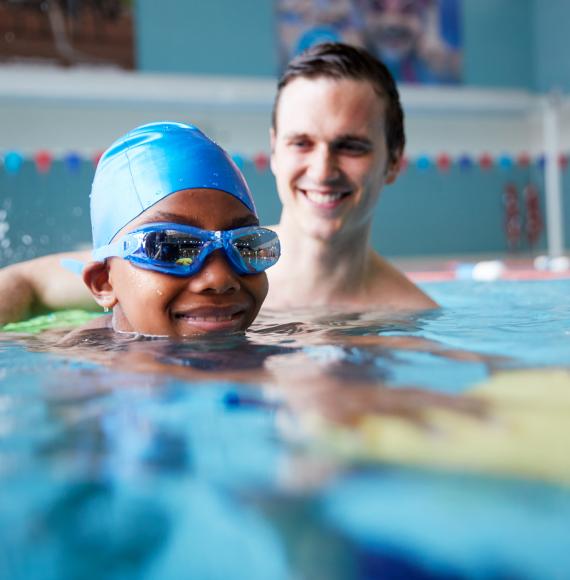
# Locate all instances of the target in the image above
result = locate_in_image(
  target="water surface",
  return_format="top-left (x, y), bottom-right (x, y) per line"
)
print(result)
top-left (1, 280), bottom-right (569, 579)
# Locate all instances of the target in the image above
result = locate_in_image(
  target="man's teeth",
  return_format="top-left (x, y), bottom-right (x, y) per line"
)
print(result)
top-left (304, 190), bottom-right (346, 204)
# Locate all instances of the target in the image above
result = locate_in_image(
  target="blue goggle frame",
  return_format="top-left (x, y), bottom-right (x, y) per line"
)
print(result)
top-left (92, 222), bottom-right (280, 277)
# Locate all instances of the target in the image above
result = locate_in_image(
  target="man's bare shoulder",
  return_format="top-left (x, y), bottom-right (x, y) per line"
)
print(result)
top-left (369, 253), bottom-right (438, 310)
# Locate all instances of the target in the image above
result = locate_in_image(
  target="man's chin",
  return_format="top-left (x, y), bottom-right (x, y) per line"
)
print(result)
top-left (301, 218), bottom-right (345, 243)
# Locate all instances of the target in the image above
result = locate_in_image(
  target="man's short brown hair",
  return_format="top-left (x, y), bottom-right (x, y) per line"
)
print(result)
top-left (272, 42), bottom-right (405, 165)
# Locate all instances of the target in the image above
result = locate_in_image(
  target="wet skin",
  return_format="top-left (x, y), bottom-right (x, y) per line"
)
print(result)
top-left (83, 189), bottom-right (268, 338)
top-left (270, 76), bottom-right (399, 243)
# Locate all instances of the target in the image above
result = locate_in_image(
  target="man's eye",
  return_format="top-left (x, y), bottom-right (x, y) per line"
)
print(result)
top-left (336, 142), bottom-right (371, 155)
top-left (290, 139), bottom-right (311, 149)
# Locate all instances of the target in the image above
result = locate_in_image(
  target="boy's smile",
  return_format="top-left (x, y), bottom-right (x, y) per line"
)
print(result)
top-left (93, 188), bottom-right (268, 337)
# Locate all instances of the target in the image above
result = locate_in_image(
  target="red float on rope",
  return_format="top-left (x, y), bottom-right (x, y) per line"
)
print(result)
top-left (253, 152), bottom-right (269, 172)
top-left (503, 182), bottom-right (521, 251)
top-left (35, 150), bottom-right (52, 173)
top-left (92, 151), bottom-right (104, 168)
top-left (436, 153), bottom-right (452, 172)
top-left (524, 183), bottom-right (543, 248)
top-left (517, 152), bottom-right (531, 167)
top-left (479, 153), bottom-right (494, 170)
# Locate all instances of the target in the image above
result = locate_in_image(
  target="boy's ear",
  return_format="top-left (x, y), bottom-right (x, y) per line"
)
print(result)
top-left (82, 261), bottom-right (117, 310)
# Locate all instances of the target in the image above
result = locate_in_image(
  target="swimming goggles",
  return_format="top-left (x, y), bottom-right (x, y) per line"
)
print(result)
top-left (91, 222), bottom-right (280, 277)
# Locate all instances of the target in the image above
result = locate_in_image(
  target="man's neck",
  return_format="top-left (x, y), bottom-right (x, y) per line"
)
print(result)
top-left (265, 212), bottom-right (436, 311)
top-left (266, 215), bottom-right (374, 308)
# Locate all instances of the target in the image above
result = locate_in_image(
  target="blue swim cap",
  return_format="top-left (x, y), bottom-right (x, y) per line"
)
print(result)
top-left (91, 122), bottom-right (257, 249)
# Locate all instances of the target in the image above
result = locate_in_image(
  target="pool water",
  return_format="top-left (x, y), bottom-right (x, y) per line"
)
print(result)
top-left (1, 280), bottom-right (569, 579)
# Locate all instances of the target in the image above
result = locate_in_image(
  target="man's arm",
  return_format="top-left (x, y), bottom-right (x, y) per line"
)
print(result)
top-left (0, 250), bottom-right (97, 325)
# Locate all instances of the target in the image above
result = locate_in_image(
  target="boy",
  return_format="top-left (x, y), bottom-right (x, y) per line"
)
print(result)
top-left (76, 121), bottom-right (280, 337)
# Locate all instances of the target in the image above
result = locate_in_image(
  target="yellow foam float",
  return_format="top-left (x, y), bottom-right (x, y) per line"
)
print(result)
top-left (307, 369), bottom-right (570, 486)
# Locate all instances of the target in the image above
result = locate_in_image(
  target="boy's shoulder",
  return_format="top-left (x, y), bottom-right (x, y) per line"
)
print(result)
top-left (53, 314), bottom-right (112, 348)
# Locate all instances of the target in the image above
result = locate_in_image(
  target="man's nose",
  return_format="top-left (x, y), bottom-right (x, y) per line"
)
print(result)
top-left (307, 145), bottom-right (339, 184)
top-left (187, 250), bottom-right (240, 294)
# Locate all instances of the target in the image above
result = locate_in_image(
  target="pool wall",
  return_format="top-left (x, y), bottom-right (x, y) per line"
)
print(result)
top-left (1, 0), bottom-right (570, 264)
top-left (0, 157), bottom-right (558, 267)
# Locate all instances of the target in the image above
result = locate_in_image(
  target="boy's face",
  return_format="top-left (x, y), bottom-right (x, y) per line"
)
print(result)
top-left (87, 188), bottom-right (268, 337)
top-left (270, 76), bottom-right (399, 242)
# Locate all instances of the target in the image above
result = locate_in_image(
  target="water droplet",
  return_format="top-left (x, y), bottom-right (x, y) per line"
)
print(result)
top-left (21, 234), bottom-right (32, 246)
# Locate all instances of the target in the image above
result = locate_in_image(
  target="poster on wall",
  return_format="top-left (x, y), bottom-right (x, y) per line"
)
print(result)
top-left (277, 0), bottom-right (462, 84)
top-left (0, 0), bottom-right (134, 69)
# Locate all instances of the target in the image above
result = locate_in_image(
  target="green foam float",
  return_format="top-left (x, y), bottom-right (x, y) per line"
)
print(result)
top-left (2, 310), bottom-right (103, 334)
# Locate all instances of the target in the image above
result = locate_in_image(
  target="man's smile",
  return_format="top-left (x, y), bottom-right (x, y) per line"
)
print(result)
top-left (298, 188), bottom-right (353, 209)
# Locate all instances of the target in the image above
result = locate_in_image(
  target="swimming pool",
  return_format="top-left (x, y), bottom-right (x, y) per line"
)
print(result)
top-left (1, 279), bottom-right (569, 579)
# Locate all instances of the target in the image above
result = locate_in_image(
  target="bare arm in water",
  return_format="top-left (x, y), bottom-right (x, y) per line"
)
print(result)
top-left (0, 250), bottom-right (97, 324)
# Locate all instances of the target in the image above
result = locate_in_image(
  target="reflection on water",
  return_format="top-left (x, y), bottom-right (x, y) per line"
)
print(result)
top-left (1, 280), bottom-right (570, 578)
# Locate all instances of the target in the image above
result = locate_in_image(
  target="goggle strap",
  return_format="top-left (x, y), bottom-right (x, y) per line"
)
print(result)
top-left (92, 235), bottom-right (139, 262)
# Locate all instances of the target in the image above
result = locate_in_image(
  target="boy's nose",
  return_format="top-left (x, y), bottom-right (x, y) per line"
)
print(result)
top-left (307, 146), bottom-right (339, 184)
top-left (187, 250), bottom-right (240, 294)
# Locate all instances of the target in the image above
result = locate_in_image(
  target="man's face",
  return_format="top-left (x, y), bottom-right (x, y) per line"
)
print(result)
top-left (104, 189), bottom-right (268, 337)
top-left (271, 76), bottom-right (399, 242)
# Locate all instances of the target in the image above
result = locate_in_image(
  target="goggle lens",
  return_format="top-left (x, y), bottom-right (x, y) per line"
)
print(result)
top-left (143, 230), bottom-right (205, 266)
top-left (230, 228), bottom-right (281, 273)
